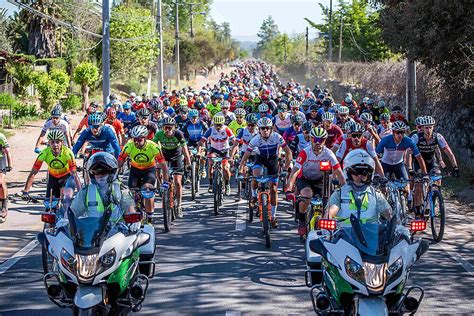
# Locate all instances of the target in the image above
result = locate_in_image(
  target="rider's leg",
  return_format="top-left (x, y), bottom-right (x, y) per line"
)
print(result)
top-left (174, 174), bottom-right (183, 207)
top-left (142, 169), bottom-right (157, 215)
top-left (0, 173), bottom-right (8, 219)
top-left (270, 182), bottom-right (279, 227)
top-left (223, 158), bottom-right (231, 195)
top-left (207, 156), bottom-right (215, 192)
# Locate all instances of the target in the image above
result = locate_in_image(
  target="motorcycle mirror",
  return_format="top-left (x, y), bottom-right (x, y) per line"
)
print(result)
top-left (319, 160), bottom-right (331, 172)
top-left (410, 220), bottom-right (426, 232)
top-left (41, 212), bottom-right (56, 224)
top-left (318, 218), bottom-right (337, 231)
top-left (124, 212), bottom-right (142, 224)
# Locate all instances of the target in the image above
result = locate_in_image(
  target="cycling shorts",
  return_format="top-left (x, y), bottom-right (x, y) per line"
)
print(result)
top-left (381, 162), bottom-right (408, 180)
top-left (414, 159), bottom-right (441, 175)
top-left (168, 155), bottom-right (184, 175)
top-left (208, 147), bottom-right (229, 159)
top-left (47, 174), bottom-right (75, 198)
top-left (296, 177), bottom-right (323, 195)
top-left (128, 166), bottom-right (156, 189)
top-left (253, 155), bottom-right (279, 182)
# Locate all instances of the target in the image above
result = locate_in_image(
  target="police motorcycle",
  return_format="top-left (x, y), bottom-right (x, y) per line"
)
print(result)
top-left (38, 154), bottom-right (156, 315)
top-left (307, 214), bottom-right (429, 315)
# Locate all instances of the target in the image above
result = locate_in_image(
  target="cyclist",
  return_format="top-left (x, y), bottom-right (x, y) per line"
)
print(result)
top-left (73, 113), bottom-right (121, 158)
top-left (23, 130), bottom-right (81, 200)
top-left (287, 127), bottom-right (346, 237)
top-left (327, 149), bottom-right (393, 226)
top-left (289, 121), bottom-right (313, 156)
top-left (376, 121), bottom-right (427, 181)
top-left (273, 103), bottom-right (291, 134)
top-left (153, 117), bottom-right (191, 218)
top-left (0, 133), bottom-right (12, 223)
top-left (238, 117), bottom-right (292, 228)
top-left (377, 113), bottom-right (392, 139)
top-left (360, 112), bottom-right (381, 144)
top-left (390, 106), bottom-right (409, 125)
top-left (228, 108), bottom-right (247, 136)
top-left (206, 94), bottom-right (221, 117)
top-left (289, 101), bottom-right (307, 123)
top-left (117, 102), bottom-right (137, 135)
top-left (256, 103), bottom-right (272, 120)
top-left (409, 116), bottom-right (459, 217)
top-left (73, 105), bottom-right (97, 142)
top-left (335, 106), bottom-right (352, 130)
top-left (231, 113), bottom-right (258, 164)
top-left (35, 107), bottom-right (72, 152)
top-left (175, 106), bottom-right (190, 132)
top-left (214, 101), bottom-right (235, 126)
top-left (162, 98), bottom-right (176, 117)
top-left (321, 112), bottom-right (343, 150)
top-left (130, 108), bottom-right (158, 140)
top-left (118, 125), bottom-right (169, 223)
top-left (150, 100), bottom-right (169, 126)
top-left (104, 107), bottom-right (125, 146)
top-left (198, 115), bottom-right (234, 195)
top-left (282, 115), bottom-right (303, 145)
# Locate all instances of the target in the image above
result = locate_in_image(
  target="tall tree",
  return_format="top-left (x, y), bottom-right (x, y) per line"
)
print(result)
top-left (255, 16), bottom-right (279, 57)
top-left (0, 9), bottom-right (12, 53)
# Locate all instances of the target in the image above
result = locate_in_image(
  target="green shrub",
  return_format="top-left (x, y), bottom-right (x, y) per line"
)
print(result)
top-left (32, 69), bottom-right (70, 110)
top-left (73, 62), bottom-right (99, 108)
top-left (61, 94), bottom-right (82, 111)
top-left (0, 93), bottom-right (39, 127)
top-left (6, 63), bottom-right (34, 99)
top-left (35, 58), bottom-right (67, 71)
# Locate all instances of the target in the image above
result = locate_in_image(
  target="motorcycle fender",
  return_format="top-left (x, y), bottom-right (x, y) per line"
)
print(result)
top-left (357, 297), bottom-right (388, 316)
top-left (93, 233), bottom-right (136, 285)
top-left (305, 230), bottom-right (321, 264)
top-left (323, 238), bottom-right (368, 295)
top-left (74, 285), bottom-right (103, 309)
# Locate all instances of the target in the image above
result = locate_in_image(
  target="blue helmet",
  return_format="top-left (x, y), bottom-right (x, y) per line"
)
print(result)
top-left (88, 113), bottom-right (103, 126)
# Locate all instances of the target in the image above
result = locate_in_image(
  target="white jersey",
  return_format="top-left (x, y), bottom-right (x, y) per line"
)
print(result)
top-left (236, 127), bottom-right (258, 153)
top-left (202, 126), bottom-right (234, 151)
top-left (273, 113), bottom-right (292, 133)
top-left (247, 132), bottom-right (286, 159)
top-left (41, 119), bottom-right (69, 135)
top-left (295, 146), bottom-right (340, 180)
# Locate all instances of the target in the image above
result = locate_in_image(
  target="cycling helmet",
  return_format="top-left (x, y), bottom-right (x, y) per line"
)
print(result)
top-left (380, 113), bottom-right (390, 121)
top-left (161, 117), bottom-right (176, 126)
top-left (162, 98), bottom-right (170, 106)
top-left (392, 105), bottom-right (402, 113)
top-left (322, 99), bottom-right (332, 107)
top-left (360, 112), bottom-right (373, 123)
top-left (290, 115), bottom-right (303, 124)
top-left (421, 115), bottom-right (435, 126)
top-left (135, 96), bottom-right (143, 103)
top-left (246, 113), bottom-right (258, 125)
top-left (151, 101), bottom-right (164, 111)
top-left (415, 116), bottom-right (424, 126)
top-left (258, 103), bottom-right (268, 112)
top-left (130, 125), bottom-right (149, 139)
top-left (344, 120), bottom-right (356, 132)
top-left (234, 108), bottom-right (246, 117)
top-left (289, 100), bottom-right (300, 108)
top-left (317, 93), bottom-right (325, 100)
top-left (221, 101), bottom-right (231, 109)
top-left (343, 148), bottom-right (375, 182)
top-left (322, 112), bottom-right (335, 122)
top-left (189, 109), bottom-right (199, 118)
top-left (179, 106), bottom-right (189, 114)
top-left (392, 120), bottom-right (407, 131)
top-left (109, 93), bottom-right (117, 101)
top-left (277, 103), bottom-right (288, 112)
top-left (86, 152), bottom-right (118, 182)
top-left (344, 96), bottom-right (352, 103)
top-left (362, 97), bottom-right (369, 103)
top-left (122, 101), bottom-right (132, 110)
top-left (302, 99), bottom-right (311, 107)
top-left (377, 100), bottom-right (385, 108)
top-left (253, 97), bottom-right (261, 104)
top-left (309, 105), bottom-right (319, 112)
top-left (213, 114), bottom-right (225, 125)
top-left (350, 123), bottom-right (365, 133)
top-left (257, 117), bottom-right (273, 128)
top-left (310, 127), bottom-right (328, 138)
top-left (106, 107), bottom-right (116, 118)
top-left (302, 121), bottom-right (313, 132)
top-left (235, 100), bottom-right (245, 108)
top-left (47, 129), bottom-right (65, 141)
top-left (136, 108), bottom-right (150, 118)
top-left (51, 106), bottom-right (62, 117)
top-left (339, 106), bottom-right (349, 115)
top-left (148, 99), bottom-right (160, 109)
top-left (367, 98), bottom-right (375, 105)
top-left (88, 113), bottom-right (103, 126)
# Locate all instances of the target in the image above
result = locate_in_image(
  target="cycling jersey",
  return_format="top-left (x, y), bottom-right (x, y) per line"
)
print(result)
top-left (411, 132), bottom-right (448, 163)
top-left (41, 119), bottom-right (69, 136)
top-left (130, 121), bottom-right (158, 140)
top-left (104, 119), bottom-right (124, 136)
top-left (119, 140), bottom-right (165, 170)
top-left (273, 113), bottom-right (291, 133)
top-left (236, 127), bottom-right (258, 153)
top-left (152, 129), bottom-right (186, 160)
top-left (164, 107), bottom-right (175, 117)
top-left (295, 146), bottom-right (340, 181)
top-left (377, 124), bottom-right (392, 138)
top-left (175, 115), bottom-right (190, 132)
top-left (183, 120), bottom-right (208, 143)
top-left (376, 134), bottom-right (421, 165)
top-left (117, 112), bottom-right (136, 131)
top-left (73, 125), bottom-right (121, 158)
top-left (206, 103), bottom-right (221, 117)
top-left (0, 133), bottom-right (9, 158)
top-left (336, 138), bottom-right (376, 161)
top-left (77, 115), bottom-right (89, 131)
top-left (256, 113), bottom-right (273, 120)
top-left (325, 124), bottom-right (343, 148)
top-left (282, 126), bottom-right (302, 145)
top-left (33, 146), bottom-right (76, 178)
top-left (201, 126), bottom-right (234, 151)
top-left (247, 132), bottom-right (287, 159)
top-left (289, 111), bottom-right (307, 123)
top-left (228, 120), bottom-right (247, 136)
top-left (289, 133), bottom-right (311, 154)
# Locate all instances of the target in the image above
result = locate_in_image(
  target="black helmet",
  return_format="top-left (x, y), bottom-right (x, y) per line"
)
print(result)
top-left (163, 98), bottom-right (170, 106)
top-left (137, 108), bottom-right (150, 117)
top-left (86, 152), bottom-right (118, 182)
top-left (302, 121), bottom-right (313, 132)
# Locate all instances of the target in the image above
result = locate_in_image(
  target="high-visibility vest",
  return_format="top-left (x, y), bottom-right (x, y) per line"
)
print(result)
top-left (336, 184), bottom-right (378, 225)
top-left (85, 182), bottom-right (122, 222)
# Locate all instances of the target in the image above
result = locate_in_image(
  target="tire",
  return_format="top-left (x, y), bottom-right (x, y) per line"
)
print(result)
top-left (399, 194), bottom-right (407, 224)
top-left (191, 161), bottom-right (196, 200)
top-left (430, 189), bottom-right (445, 242)
top-left (73, 306), bottom-right (99, 316)
top-left (41, 239), bottom-right (53, 274)
top-left (248, 187), bottom-right (254, 223)
top-left (162, 189), bottom-right (171, 232)
top-left (261, 194), bottom-right (271, 248)
top-left (213, 171), bottom-right (221, 216)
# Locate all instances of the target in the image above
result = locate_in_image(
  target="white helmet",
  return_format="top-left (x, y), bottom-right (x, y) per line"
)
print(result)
top-left (258, 103), bottom-right (269, 112)
top-left (257, 117), bottom-right (273, 128)
top-left (343, 149), bottom-right (375, 182)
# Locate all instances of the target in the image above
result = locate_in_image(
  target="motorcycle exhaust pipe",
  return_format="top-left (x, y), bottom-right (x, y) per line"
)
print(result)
top-left (130, 284), bottom-right (144, 299)
top-left (316, 292), bottom-right (330, 310)
top-left (404, 296), bottom-right (419, 312)
top-left (47, 284), bottom-right (62, 298)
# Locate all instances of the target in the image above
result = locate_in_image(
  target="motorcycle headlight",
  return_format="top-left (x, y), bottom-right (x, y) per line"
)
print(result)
top-left (363, 262), bottom-right (387, 292)
top-left (345, 256), bottom-right (365, 285)
top-left (60, 248), bottom-right (76, 274)
top-left (76, 254), bottom-right (99, 282)
top-left (100, 248), bottom-right (116, 269)
top-left (387, 257), bottom-right (403, 280)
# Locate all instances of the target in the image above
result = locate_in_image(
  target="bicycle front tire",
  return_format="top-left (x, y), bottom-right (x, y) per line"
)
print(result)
top-left (430, 189), bottom-right (445, 242)
top-left (261, 193), bottom-right (271, 248)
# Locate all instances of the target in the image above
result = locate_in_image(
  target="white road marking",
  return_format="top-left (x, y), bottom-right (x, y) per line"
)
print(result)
top-left (439, 243), bottom-right (474, 277)
top-left (235, 200), bottom-right (247, 231)
top-left (0, 238), bottom-right (39, 275)
top-left (225, 311), bottom-right (241, 316)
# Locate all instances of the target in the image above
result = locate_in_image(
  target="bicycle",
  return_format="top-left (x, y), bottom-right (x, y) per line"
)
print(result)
top-left (130, 187), bottom-right (158, 224)
top-left (384, 178), bottom-right (408, 225)
top-left (161, 167), bottom-right (179, 232)
top-left (189, 147), bottom-right (201, 201)
top-left (294, 195), bottom-right (324, 241)
top-left (211, 157), bottom-right (225, 216)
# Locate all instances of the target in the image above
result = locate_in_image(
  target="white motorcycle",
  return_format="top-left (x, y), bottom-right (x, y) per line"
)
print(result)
top-left (306, 215), bottom-right (429, 315)
top-left (38, 207), bottom-right (156, 315)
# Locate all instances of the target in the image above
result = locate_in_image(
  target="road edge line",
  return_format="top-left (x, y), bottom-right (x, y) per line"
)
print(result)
top-left (0, 238), bottom-right (39, 275)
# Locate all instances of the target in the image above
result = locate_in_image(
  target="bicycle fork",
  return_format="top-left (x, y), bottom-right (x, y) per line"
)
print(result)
top-left (258, 191), bottom-right (272, 222)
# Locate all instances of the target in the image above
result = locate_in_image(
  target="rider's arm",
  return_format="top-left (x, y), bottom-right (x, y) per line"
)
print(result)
top-left (72, 129), bottom-right (89, 156)
top-left (327, 189), bottom-right (341, 219)
top-left (24, 159), bottom-right (43, 192)
top-left (287, 165), bottom-right (301, 191)
top-left (282, 143), bottom-right (292, 170)
top-left (239, 150), bottom-right (251, 173)
top-left (5, 147), bottom-right (12, 169)
top-left (409, 139), bottom-right (427, 174)
top-left (443, 146), bottom-right (457, 168)
top-left (107, 128), bottom-right (121, 158)
top-left (333, 167), bottom-right (346, 186)
top-left (34, 132), bottom-right (46, 149)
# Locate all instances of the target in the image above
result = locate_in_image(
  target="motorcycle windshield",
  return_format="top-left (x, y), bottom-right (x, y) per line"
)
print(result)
top-left (69, 211), bottom-right (109, 249)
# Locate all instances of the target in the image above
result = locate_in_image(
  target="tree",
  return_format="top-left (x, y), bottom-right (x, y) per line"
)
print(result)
top-left (255, 16), bottom-right (279, 57)
top-left (73, 62), bottom-right (99, 111)
top-left (0, 9), bottom-right (12, 53)
top-left (33, 69), bottom-right (69, 110)
top-left (6, 11), bottom-right (29, 54)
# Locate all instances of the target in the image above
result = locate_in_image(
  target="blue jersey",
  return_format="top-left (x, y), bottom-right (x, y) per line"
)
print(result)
top-left (164, 107), bottom-right (175, 117)
top-left (73, 125), bottom-right (121, 158)
top-left (256, 113), bottom-right (273, 120)
top-left (183, 121), bottom-right (208, 142)
top-left (376, 134), bottom-right (420, 165)
top-left (117, 112), bottom-right (136, 131)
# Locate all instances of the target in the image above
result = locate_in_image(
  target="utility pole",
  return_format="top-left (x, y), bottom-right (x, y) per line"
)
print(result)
top-left (338, 14), bottom-right (343, 63)
top-left (305, 27), bottom-right (309, 57)
top-left (156, 0), bottom-right (164, 92)
top-left (328, 0), bottom-right (333, 62)
top-left (284, 36), bottom-right (287, 63)
top-left (406, 59), bottom-right (417, 122)
top-left (102, 0), bottom-right (111, 106)
top-left (189, 3), bottom-right (194, 37)
top-left (175, 0), bottom-right (180, 87)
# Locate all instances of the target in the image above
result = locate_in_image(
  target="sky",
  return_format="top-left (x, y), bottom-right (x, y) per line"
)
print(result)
top-left (210, 0), bottom-right (331, 42)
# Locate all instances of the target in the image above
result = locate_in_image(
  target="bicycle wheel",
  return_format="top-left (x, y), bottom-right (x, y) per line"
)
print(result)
top-left (162, 189), bottom-right (171, 232)
top-left (248, 181), bottom-right (254, 223)
top-left (41, 239), bottom-right (53, 274)
top-left (191, 160), bottom-right (197, 200)
top-left (212, 171), bottom-right (221, 215)
top-left (430, 189), bottom-right (445, 242)
top-left (261, 193), bottom-right (271, 248)
top-left (399, 193), bottom-right (407, 224)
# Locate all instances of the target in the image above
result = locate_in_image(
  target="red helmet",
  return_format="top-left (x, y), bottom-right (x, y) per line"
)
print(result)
top-left (106, 107), bottom-right (116, 118)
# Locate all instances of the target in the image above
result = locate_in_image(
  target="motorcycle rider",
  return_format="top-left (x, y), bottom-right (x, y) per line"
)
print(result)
top-left (327, 149), bottom-right (393, 225)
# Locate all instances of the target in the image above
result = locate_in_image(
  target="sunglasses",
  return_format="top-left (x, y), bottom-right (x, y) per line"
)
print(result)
top-left (394, 130), bottom-right (405, 135)
top-left (133, 137), bottom-right (145, 142)
top-left (52, 116), bottom-right (60, 120)
top-left (91, 125), bottom-right (101, 129)
top-left (248, 124), bottom-right (256, 127)
top-left (392, 111), bottom-right (402, 115)
top-left (351, 133), bottom-right (362, 138)
top-left (154, 110), bottom-right (162, 113)
top-left (91, 170), bottom-right (109, 176)
top-left (293, 123), bottom-right (301, 126)
top-left (50, 140), bottom-right (62, 144)
top-left (312, 137), bottom-right (326, 144)
top-left (236, 116), bottom-right (244, 119)
top-left (164, 125), bottom-right (174, 130)
top-left (139, 116), bottom-right (149, 120)
top-left (352, 168), bottom-right (369, 176)
top-left (215, 124), bottom-right (223, 128)
top-left (423, 125), bottom-right (434, 129)
top-left (259, 127), bottom-right (271, 131)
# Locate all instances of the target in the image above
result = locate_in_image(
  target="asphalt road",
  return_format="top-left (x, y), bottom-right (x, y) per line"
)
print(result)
top-left (0, 179), bottom-right (473, 315)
